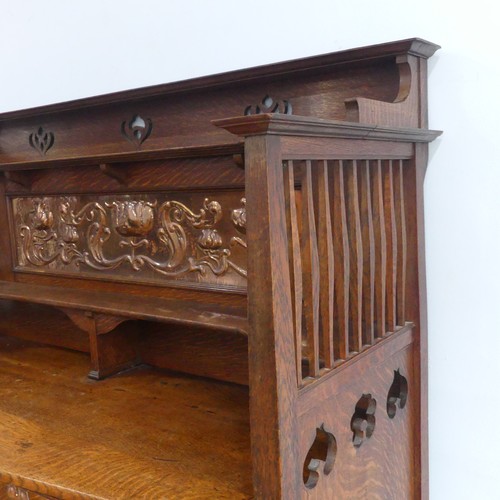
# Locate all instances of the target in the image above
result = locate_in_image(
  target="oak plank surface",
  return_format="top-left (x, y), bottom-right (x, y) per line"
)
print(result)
top-left (0, 336), bottom-right (252, 500)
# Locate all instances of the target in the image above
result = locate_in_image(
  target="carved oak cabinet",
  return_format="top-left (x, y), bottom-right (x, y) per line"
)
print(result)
top-left (0, 39), bottom-right (440, 499)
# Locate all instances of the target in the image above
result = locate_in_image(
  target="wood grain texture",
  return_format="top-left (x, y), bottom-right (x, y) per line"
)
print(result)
top-left (300, 160), bottom-right (321, 377)
top-left (137, 324), bottom-right (249, 386)
top-left (345, 161), bottom-right (363, 353)
top-left (0, 38), bottom-right (439, 122)
top-left (9, 156), bottom-right (245, 196)
top-left (371, 161), bottom-right (387, 339)
top-left (0, 281), bottom-right (248, 335)
top-left (0, 39), bottom-right (440, 170)
top-left (406, 143), bottom-right (431, 499)
top-left (383, 160), bottom-right (398, 332)
top-left (283, 160), bottom-right (304, 384)
top-left (0, 336), bottom-right (252, 500)
top-left (332, 161), bottom-right (350, 359)
top-left (359, 160), bottom-right (376, 346)
top-left (394, 159), bottom-right (407, 326)
top-left (0, 301), bottom-right (248, 385)
top-left (245, 135), bottom-right (300, 498)
top-left (298, 342), bottom-right (415, 499)
top-left (0, 301), bottom-right (89, 352)
top-left (314, 160), bottom-right (335, 369)
top-left (0, 179), bottom-right (14, 282)
top-left (345, 55), bottom-right (424, 128)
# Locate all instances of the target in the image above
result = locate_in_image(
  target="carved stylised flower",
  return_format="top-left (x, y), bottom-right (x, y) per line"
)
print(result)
top-left (121, 114), bottom-right (153, 148)
top-left (197, 229), bottom-right (222, 250)
top-left (244, 95), bottom-right (292, 116)
top-left (113, 201), bottom-right (155, 237)
top-left (231, 198), bottom-right (246, 234)
top-left (32, 201), bottom-right (54, 230)
top-left (61, 224), bottom-right (79, 243)
top-left (29, 126), bottom-right (55, 155)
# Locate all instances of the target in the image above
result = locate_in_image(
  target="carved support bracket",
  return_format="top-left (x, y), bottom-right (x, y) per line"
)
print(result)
top-left (345, 55), bottom-right (425, 128)
top-left (59, 308), bottom-right (140, 380)
top-left (60, 308), bottom-right (126, 335)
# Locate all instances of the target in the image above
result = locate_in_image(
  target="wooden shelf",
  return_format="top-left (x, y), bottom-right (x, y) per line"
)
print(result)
top-left (0, 282), bottom-right (248, 336)
top-left (0, 336), bottom-right (252, 499)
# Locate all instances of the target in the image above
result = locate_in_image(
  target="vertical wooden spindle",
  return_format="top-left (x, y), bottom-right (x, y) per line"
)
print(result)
top-left (332, 160), bottom-right (349, 359)
top-left (345, 160), bottom-right (363, 353)
top-left (283, 161), bottom-right (303, 384)
top-left (315, 160), bottom-right (335, 369)
top-left (394, 159), bottom-right (407, 326)
top-left (371, 160), bottom-right (387, 338)
top-left (359, 160), bottom-right (375, 346)
top-left (300, 160), bottom-right (320, 377)
top-left (383, 160), bottom-right (398, 332)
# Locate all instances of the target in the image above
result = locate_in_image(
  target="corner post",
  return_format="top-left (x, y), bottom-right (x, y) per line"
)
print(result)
top-left (245, 133), bottom-right (300, 498)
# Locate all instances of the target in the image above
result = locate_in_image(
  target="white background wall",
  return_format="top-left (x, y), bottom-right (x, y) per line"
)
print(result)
top-left (1, 1), bottom-right (498, 498)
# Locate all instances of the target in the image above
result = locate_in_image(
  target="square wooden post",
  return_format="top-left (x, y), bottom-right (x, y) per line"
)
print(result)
top-left (245, 134), bottom-right (301, 498)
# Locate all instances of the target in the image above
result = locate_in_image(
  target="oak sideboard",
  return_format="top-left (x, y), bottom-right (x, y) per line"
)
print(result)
top-left (0, 38), bottom-right (441, 499)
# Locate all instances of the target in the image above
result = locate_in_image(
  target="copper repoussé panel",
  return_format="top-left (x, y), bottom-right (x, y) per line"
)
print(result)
top-left (11, 191), bottom-right (247, 292)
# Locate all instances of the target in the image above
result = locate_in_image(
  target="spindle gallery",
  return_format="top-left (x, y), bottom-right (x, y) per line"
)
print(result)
top-left (0, 38), bottom-right (440, 499)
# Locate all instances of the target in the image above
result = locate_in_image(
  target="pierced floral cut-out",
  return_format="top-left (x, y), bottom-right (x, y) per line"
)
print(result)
top-left (387, 369), bottom-right (408, 419)
top-left (29, 127), bottom-right (55, 155)
top-left (121, 114), bottom-right (153, 147)
top-left (244, 95), bottom-right (292, 115)
top-left (303, 424), bottom-right (337, 490)
top-left (351, 394), bottom-right (377, 448)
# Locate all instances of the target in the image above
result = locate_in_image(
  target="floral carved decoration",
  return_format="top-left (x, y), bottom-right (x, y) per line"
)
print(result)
top-left (387, 369), bottom-right (408, 419)
top-left (14, 193), bottom-right (247, 288)
top-left (29, 126), bottom-right (55, 155)
top-left (351, 394), bottom-right (377, 448)
top-left (121, 114), bottom-right (153, 147)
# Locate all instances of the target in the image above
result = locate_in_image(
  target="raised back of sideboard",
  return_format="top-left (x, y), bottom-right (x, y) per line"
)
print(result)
top-left (0, 38), bottom-right (440, 499)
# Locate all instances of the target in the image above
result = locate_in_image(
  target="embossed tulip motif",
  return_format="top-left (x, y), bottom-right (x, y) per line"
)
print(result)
top-left (60, 224), bottom-right (79, 244)
top-left (17, 195), bottom-right (248, 282)
top-left (197, 229), bottom-right (223, 250)
top-left (32, 200), bottom-right (54, 230)
top-left (112, 201), bottom-right (155, 237)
